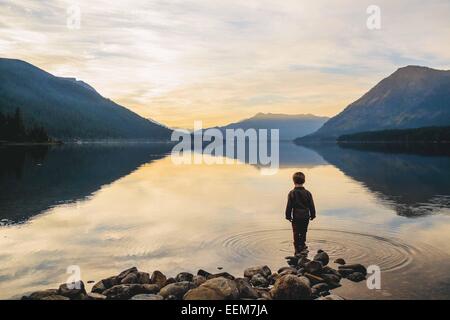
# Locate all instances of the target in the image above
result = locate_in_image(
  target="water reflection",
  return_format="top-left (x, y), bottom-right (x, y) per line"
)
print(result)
top-left (302, 143), bottom-right (450, 217)
top-left (0, 144), bottom-right (172, 224)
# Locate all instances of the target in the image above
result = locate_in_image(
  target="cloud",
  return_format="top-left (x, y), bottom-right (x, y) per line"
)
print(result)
top-left (0, 0), bottom-right (449, 127)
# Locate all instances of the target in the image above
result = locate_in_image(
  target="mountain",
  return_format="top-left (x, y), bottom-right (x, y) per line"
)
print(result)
top-left (300, 66), bottom-right (450, 141)
top-left (0, 58), bottom-right (172, 140)
top-left (213, 113), bottom-right (329, 140)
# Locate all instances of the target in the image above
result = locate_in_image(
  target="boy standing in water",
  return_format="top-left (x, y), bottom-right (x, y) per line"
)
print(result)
top-left (285, 172), bottom-right (316, 255)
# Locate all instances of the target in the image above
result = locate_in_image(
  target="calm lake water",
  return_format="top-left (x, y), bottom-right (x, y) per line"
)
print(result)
top-left (1, 142), bottom-right (450, 299)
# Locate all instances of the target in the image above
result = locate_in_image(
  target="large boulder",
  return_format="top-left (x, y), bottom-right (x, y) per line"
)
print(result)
top-left (159, 281), bottom-right (196, 300)
top-left (193, 275), bottom-right (207, 287)
top-left (338, 264), bottom-right (367, 276)
top-left (244, 266), bottom-right (271, 279)
top-left (103, 284), bottom-right (160, 300)
top-left (176, 272), bottom-right (194, 283)
top-left (235, 278), bottom-right (259, 299)
top-left (151, 271), bottom-right (167, 288)
top-left (304, 261), bottom-right (322, 274)
top-left (207, 272), bottom-right (235, 280)
top-left (313, 251), bottom-right (330, 266)
top-left (270, 275), bottom-right (312, 300)
top-left (22, 289), bottom-right (59, 300)
top-left (183, 277), bottom-right (239, 300)
top-left (91, 276), bottom-right (119, 293)
top-left (197, 269), bottom-right (212, 278)
top-left (58, 281), bottom-right (86, 300)
top-left (347, 272), bottom-right (366, 282)
top-left (250, 274), bottom-right (269, 288)
top-left (120, 273), bottom-right (138, 284)
top-left (117, 267), bottom-right (138, 281)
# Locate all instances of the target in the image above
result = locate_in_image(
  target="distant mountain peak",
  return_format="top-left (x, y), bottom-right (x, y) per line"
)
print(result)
top-left (301, 65), bottom-right (450, 141)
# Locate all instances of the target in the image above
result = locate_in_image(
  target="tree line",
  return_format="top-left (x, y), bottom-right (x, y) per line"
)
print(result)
top-left (0, 108), bottom-right (51, 143)
top-left (338, 126), bottom-right (450, 143)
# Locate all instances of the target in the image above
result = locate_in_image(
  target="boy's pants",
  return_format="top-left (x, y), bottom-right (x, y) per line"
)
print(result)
top-left (292, 217), bottom-right (309, 251)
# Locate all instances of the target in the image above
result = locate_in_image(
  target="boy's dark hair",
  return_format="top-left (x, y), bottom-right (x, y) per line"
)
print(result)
top-left (293, 172), bottom-right (305, 185)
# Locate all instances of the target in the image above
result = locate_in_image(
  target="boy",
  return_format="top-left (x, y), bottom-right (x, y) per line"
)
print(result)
top-left (285, 172), bottom-right (316, 255)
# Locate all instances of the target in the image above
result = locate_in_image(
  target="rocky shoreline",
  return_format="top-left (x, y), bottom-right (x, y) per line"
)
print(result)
top-left (21, 249), bottom-right (367, 300)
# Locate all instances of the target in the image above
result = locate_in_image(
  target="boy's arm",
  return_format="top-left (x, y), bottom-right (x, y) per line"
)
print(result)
top-left (308, 192), bottom-right (316, 220)
top-left (285, 193), bottom-right (293, 221)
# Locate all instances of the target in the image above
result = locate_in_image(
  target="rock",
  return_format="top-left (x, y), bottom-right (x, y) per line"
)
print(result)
top-left (183, 277), bottom-right (239, 300)
top-left (121, 272), bottom-right (139, 284)
top-left (319, 291), bottom-right (331, 297)
top-left (304, 261), bottom-right (322, 274)
top-left (159, 281), bottom-right (196, 300)
top-left (285, 256), bottom-right (299, 266)
top-left (279, 269), bottom-right (297, 277)
top-left (298, 276), bottom-right (311, 288)
top-left (197, 269), bottom-right (212, 278)
top-left (235, 278), bottom-right (259, 299)
top-left (103, 284), bottom-right (160, 300)
top-left (41, 295), bottom-right (70, 300)
top-left (320, 273), bottom-right (341, 289)
top-left (103, 284), bottom-right (136, 300)
top-left (58, 281), bottom-right (86, 300)
top-left (117, 267), bottom-right (138, 281)
top-left (297, 256), bottom-right (311, 268)
top-left (207, 272), bottom-right (235, 281)
top-left (193, 275), bottom-right (207, 287)
top-left (244, 266), bottom-right (271, 279)
top-left (313, 251), bottom-right (330, 266)
top-left (165, 277), bottom-right (176, 286)
top-left (338, 268), bottom-right (354, 278)
top-left (316, 294), bottom-right (345, 300)
top-left (334, 258), bottom-right (346, 265)
top-left (91, 276), bottom-right (119, 293)
top-left (321, 274), bottom-right (341, 285)
top-left (311, 283), bottom-right (329, 293)
top-left (338, 264), bottom-right (367, 276)
top-left (136, 272), bottom-right (151, 284)
top-left (140, 284), bottom-right (161, 294)
top-left (268, 273), bottom-right (280, 285)
top-left (347, 272), bottom-right (366, 282)
top-left (270, 275), bottom-right (312, 300)
top-left (255, 288), bottom-right (272, 300)
top-left (131, 294), bottom-right (164, 300)
top-left (303, 273), bottom-right (325, 286)
top-left (166, 295), bottom-right (177, 300)
top-left (22, 289), bottom-right (59, 300)
top-left (86, 292), bottom-right (107, 300)
top-left (278, 266), bottom-right (297, 274)
top-left (250, 274), bottom-right (269, 288)
top-left (322, 266), bottom-right (342, 278)
top-left (176, 272), bottom-right (194, 282)
top-left (151, 271), bottom-right (167, 288)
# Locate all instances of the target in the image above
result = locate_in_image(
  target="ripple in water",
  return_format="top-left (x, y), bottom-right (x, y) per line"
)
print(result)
top-left (219, 228), bottom-right (436, 272)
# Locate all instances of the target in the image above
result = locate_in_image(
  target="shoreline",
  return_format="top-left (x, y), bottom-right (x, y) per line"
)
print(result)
top-left (21, 248), bottom-right (367, 300)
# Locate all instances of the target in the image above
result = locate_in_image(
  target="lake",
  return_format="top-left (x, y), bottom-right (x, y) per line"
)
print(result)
top-left (1, 142), bottom-right (450, 299)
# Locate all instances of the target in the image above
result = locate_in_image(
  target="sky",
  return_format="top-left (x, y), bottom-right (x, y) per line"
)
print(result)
top-left (1, 0), bottom-right (450, 128)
